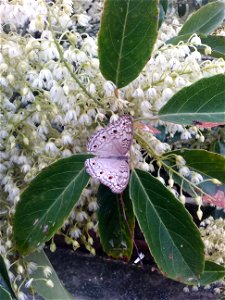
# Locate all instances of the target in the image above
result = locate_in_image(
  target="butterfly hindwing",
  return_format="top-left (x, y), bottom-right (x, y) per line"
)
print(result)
top-left (85, 157), bottom-right (130, 194)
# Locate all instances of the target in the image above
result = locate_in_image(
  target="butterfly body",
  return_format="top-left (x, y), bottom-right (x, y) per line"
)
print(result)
top-left (85, 116), bottom-right (133, 193)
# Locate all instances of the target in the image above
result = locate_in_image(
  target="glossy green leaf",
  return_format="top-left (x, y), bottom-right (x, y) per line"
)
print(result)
top-left (0, 285), bottom-right (13, 300)
top-left (158, 4), bottom-right (165, 28)
top-left (199, 261), bottom-right (225, 285)
top-left (159, 0), bottom-right (168, 28)
top-left (166, 33), bottom-right (193, 45)
top-left (159, 74), bottom-right (225, 124)
top-left (210, 207), bottom-right (225, 219)
top-left (160, 0), bottom-right (168, 14)
top-left (163, 149), bottom-right (225, 209)
top-left (166, 34), bottom-right (225, 58)
top-left (97, 185), bottom-right (134, 260)
top-left (200, 35), bottom-right (225, 59)
top-left (178, 1), bottom-right (225, 36)
top-left (171, 149), bottom-right (225, 184)
top-left (129, 169), bottom-right (204, 284)
top-left (25, 250), bottom-right (74, 300)
top-left (167, 34), bottom-right (225, 60)
top-left (98, 0), bottom-right (158, 88)
top-left (14, 154), bottom-right (90, 255)
top-left (212, 141), bottom-right (225, 156)
top-left (0, 254), bottom-right (16, 298)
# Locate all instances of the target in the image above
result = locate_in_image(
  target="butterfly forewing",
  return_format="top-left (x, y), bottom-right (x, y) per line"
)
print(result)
top-left (87, 115), bottom-right (133, 156)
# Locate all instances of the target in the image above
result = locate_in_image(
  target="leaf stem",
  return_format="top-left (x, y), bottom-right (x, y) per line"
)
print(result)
top-left (161, 160), bottom-right (214, 201)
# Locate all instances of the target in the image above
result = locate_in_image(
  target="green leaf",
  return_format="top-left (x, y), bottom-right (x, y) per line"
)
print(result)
top-left (178, 1), bottom-right (225, 36)
top-left (167, 34), bottom-right (225, 60)
top-left (200, 35), bottom-right (225, 59)
top-left (97, 185), bottom-right (134, 260)
top-left (160, 0), bottom-right (168, 14)
top-left (163, 149), bottom-right (225, 210)
top-left (0, 285), bottom-right (13, 300)
top-left (159, 0), bottom-right (168, 28)
top-left (212, 141), bottom-right (225, 156)
top-left (13, 154), bottom-right (90, 255)
top-left (0, 254), bottom-right (16, 298)
top-left (166, 33), bottom-right (192, 45)
top-left (129, 169), bottom-right (204, 284)
top-left (171, 149), bottom-right (225, 184)
top-left (25, 250), bottom-right (74, 300)
top-left (199, 261), bottom-right (225, 285)
top-left (98, 0), bottom-right (159, 88)
top-left (158, 3), bottom-right (165, 28)
top-left (210, 207), bottom-right (225, 219)
top-left (158, 74), bottom-right (225, 124)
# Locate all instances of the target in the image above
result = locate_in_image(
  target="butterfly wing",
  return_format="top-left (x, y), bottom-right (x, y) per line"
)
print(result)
top-left (85, 157), bottom-right (130, 194)
top-left (87, 115), bottom-right (133, 156)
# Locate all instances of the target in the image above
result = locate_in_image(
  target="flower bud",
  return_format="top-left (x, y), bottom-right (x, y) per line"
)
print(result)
top-left (46, 280), bottom-right (54, 288)
top-left (211, 178), bottom-right (222, 185)
top-left (88, 236), bottom-right (94, 245)
top-left (72, 240), bottom-right (80, 250)
top-left (197, 208), bottom-right (203, 220)
top-left (0, 63), bottom-right (8, 73)
top-left (179, 195), bottom-right (186, 204)
top-left (195, 196), bottom-right (202, 205)
top-left (23, 137), bottom-right (29, 146)
top-left (199, 135), bottom-right (205, 143)
top-left (50, 242), bottom-right (56, 253)
top-left (204, 46), bottom-right (212, 55)
top-left (190, 35), bottom-right (201, 46)
top-left (7, 74), bottom-right (15, 84)
top-left (168, 178), bottom-right (174, 187)
top-left (17, 265), bottom-right (24, 274)
top-left (6, 240), bottom-right (12, 248)
top-left (157, 176), bottom-right (165, 185)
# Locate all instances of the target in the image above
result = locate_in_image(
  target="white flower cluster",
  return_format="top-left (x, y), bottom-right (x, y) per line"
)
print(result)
top-left (200, 217), bottom-right (225, 265)
top-left (0, 0), bottom-right (103, 34)
top-left (0, 0), bottom-right (225, 294)
top-left (200, 216), bottom-right (225, 293)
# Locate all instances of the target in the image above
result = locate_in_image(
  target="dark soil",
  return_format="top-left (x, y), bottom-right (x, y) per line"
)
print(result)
top-left (46, 247), bottom-right (218, 300)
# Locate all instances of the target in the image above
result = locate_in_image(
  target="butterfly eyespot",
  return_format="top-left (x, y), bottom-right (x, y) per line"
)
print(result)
top-left (100, 171), bottom-right (103, 174)
top-left (113, 129), bottom-right (117, 133)
top-left (108, 176), bottom-right (113, 180)
top-left (102, 136), bottom-right (106, 139)
top-left (92, 162), bottom-right (96, 165)
top-left (93, 145), bottom-right (97, 148)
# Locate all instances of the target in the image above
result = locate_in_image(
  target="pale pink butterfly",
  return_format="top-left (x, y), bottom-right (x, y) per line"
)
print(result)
top-left (85, 115), bottom-right (133, 194)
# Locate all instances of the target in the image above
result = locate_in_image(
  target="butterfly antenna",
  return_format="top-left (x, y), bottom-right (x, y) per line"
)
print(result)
top-left (120, 193), bottom-right (144, 267)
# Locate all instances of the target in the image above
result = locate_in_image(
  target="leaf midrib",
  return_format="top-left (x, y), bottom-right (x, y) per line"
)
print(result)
top-left (132, 170), bottom-right (196, 275)
top-left (115, 0), bottom-right (130, 86)
top-left (160, 111), bottom-right (224, 118)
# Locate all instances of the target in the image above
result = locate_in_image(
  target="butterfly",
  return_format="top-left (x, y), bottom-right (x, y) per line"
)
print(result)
top-left (85, 115), bottom-right (133, 194)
